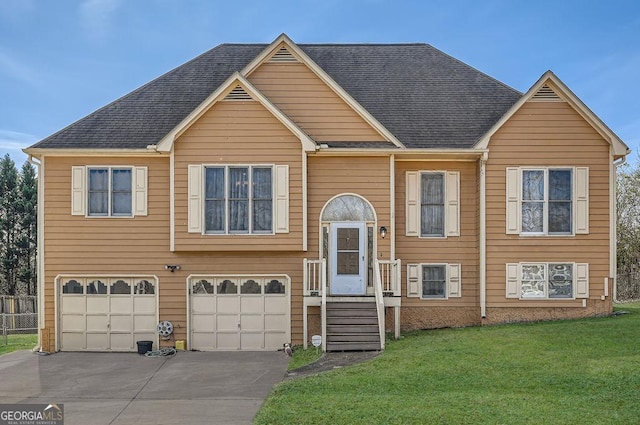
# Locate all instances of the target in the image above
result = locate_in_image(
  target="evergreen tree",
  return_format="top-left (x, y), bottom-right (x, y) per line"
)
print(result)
top-left (0, 154), bottom-right (20, 295)
top-left (17, 161), bottom-right (37, 296)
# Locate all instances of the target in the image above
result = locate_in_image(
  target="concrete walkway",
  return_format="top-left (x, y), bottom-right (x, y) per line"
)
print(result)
top-left (0, 350), bottom-right (289, 425)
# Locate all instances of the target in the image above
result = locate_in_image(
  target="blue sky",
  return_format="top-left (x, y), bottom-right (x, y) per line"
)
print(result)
top-left (1, 0), bottom-right (638, 166)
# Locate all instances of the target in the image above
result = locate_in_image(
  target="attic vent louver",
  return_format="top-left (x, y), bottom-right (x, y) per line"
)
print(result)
top-left (224, 85), bottom-right (252, 101)
top-left (532, 84), bottom-right (563, 101)
top-left (268, 46), bottom-right (298, 63)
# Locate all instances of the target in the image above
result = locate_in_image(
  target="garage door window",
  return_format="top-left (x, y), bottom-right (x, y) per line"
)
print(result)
top-left (266, 279), bottom-right (285, 294)
top-left (87, 279), bottom-right (107, 294)
top-left (62, 279), bottom-right (83, 294)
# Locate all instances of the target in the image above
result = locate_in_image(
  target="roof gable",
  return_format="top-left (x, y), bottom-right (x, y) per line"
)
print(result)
top-left (476, 71), bottom-right (629, 156)
top-left (156, 72), bottom-right (315, 152)
top-left (242, 34), bottom-right (403, 148)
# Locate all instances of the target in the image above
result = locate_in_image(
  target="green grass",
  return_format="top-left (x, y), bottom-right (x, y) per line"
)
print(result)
top-left (256, 304), bottom-right (640, 424)
top-left (288, 345), bottom-right (323, 370)
top-left (0, 333), bottom-right (37, 355)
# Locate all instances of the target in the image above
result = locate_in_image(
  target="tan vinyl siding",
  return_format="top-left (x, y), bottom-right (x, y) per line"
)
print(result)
top-left (41, 156), bottom-right (308, 348)
top-left (306, 155), bottom-right (392, 260)
top-left (173, 100), bottom-right (304, 251)
top-left (485, 101), bottom-right (611, 308)
top-left (248, 62), bottom-right (387, 143)
top-left (395, 161), bottom-right (479, 307)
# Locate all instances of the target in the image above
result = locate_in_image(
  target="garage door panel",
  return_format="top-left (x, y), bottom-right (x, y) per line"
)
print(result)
top-left (87, 297), bottom-right (108, 313)
top-left (241, 333), bottom-right (263, 350)
top-left (86, 315), bottom-right (108, 332)
top-left (110, 297), bottom-right (132, 314)
top-left (86, 333), bottom-right (109, 350)
top-left (192, 297), bottom-right (215, 313)
top-left (217, 333), bottom-right (240, 350)
top-left (61, 314), bottom-right (85, 332)
top-left (264, 314), bottom-right (287, 331)
top-left (240, 297), bottom-right (263, 312)
top-left (217, 298), bottom-right (239, 314)
top-left (265, 332), bottom-right (287, 350)
top-left (133, 297), bottom-right (156, 314)
top-left (62, 297), bottom-right (85, 314)
top-left (110, 315), bottom-right (132, 332)
top-left (134, 315), bottom-right (157, 332)
top-left (192, 332), bottom-right (215, 350)
top-left (264, 297), bottom-right (287, 313)
top-left (110, 334), bottom-right (133, 350)
top-left (61, 333), bottom-right (85, 350)
top-left (217, 315), bottom-right (239, 332)
top-left (241, 314), bottom-right (263, 331)
top-left (192, 314), bottom-right (215, 332)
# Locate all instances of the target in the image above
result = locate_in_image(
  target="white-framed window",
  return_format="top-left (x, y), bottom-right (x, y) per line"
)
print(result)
top-left (204, 165), bottom-right (273, 234)
top-left (506, 167), bottom-right (588, 235)
top-left (188, 164), bottom-right (289, 235)
top-left (88, 167), bottom-right (132, 216)
top-left (406, 263), bottom-right (461, 299)
top-left (406, 171), bottom-right (459, 238)
top-left (505, 262), bottom-right (589, 299)
top-left (71, 166), bottom-right (147, 217)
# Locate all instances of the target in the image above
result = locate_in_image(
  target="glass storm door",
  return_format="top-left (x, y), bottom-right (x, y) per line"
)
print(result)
top-left (330, 222), bottom-right (366, 295)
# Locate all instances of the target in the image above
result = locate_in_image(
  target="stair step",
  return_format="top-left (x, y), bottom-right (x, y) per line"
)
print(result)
top-left (326, 341), bottom-right (381, 352)
top-left (326, 309), bottom-right (377, 317)
top-left (327, 334), bottom-right (381, 343)
top-left (326, 302), bottom-right (376, 309)
top-left (327, 324), bottom-right (379, 334)
top-left (326, 316), bottom-right (378, 325)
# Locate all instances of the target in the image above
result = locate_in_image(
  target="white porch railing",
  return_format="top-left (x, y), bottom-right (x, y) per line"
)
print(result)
top-left (377, 259), bottom-right (401, 296)
top-left (303, 258), bottom-right (325, 296)
top-left (373, 259), bottom-right (386, 350)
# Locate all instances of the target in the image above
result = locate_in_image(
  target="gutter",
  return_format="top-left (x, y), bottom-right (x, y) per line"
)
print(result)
top-left (479, 152), bottom-right (488, 318)
top-left (612, 154), bottom-right (627, 303)
top-left (27, 154), bottom-right (45, 353)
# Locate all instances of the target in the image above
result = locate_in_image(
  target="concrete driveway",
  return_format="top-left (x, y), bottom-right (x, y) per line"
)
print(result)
top-left (0, 349), bottom-right (288, 425)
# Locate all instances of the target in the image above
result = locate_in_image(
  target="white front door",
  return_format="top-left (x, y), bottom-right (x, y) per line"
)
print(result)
top-left (330, 222), bottom-right (366, 295)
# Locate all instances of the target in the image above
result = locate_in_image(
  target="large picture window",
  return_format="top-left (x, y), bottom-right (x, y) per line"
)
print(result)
top-left (88, 167), bottom-right (132, 216)
top-left (204, 165), bottom-right (273, 234)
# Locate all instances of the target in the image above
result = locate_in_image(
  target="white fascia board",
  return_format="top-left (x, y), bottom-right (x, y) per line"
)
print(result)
top-left (475, 71), bottom-right (630, 156)
top-left (156, 72), bottom-right (316, 153)
top-left (22, 148), bottom-right (165, 157)
top-left (241, 33), bottom-right (405, 149)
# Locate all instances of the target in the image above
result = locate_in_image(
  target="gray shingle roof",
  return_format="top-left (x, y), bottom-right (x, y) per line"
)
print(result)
top-left (30, 43), bottom-right (522, 150)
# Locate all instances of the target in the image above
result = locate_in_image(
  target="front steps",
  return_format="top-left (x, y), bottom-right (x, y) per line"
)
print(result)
top-left (325, 301), bottom-right (381, 351)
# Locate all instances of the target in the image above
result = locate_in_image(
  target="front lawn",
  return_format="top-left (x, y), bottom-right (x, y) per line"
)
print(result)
top-left (256, 304), bottom-right (640, 424)
top-left (0, 333), bottom-right (37, 356)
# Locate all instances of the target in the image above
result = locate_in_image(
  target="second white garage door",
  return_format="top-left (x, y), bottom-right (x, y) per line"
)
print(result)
top-left (189, 275), bottom-right (290, 351)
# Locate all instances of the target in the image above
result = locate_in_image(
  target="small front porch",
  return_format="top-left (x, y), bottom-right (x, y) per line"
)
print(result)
top-left (303, 258), bottom-right (401, 351)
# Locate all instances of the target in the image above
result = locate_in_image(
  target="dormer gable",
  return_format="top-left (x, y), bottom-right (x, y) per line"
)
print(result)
top-left (242, 34), bottom-right (404, 148)
top-left (476, 71), bottom-right (629, 157)
top-left (156, 72), bottom-right (316, 153)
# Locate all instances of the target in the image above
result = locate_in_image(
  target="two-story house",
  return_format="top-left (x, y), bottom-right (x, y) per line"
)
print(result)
top-left (25, 34), bottom-right (630, 353)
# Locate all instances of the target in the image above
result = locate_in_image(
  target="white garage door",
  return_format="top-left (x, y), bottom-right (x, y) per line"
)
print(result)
top-left (58, 277), bottom-right (158, 351)
top-left (189, 276), bottom-right (290, 351)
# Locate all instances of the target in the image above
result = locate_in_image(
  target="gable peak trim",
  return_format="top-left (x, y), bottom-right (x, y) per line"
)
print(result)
top-left (223, 84), bottom-right (253, 101)
top-left (531, 84), bottom-right (563, 102)
top-left (268, 44), bottom-right (299, 63)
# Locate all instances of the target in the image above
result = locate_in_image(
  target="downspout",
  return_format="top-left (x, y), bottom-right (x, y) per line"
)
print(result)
top-left (27, 154), bottom-right (45, 352)
top-left (612, 153), bottom-right (627, 303)
top-left (480, 152), bottom-right (488, 318)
